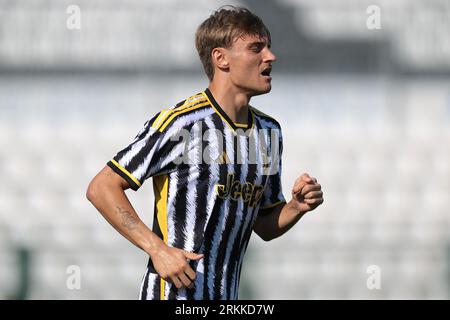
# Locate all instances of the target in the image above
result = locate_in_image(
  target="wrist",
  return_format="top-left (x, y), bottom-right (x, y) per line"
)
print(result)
top-left (143, 234), bottom-right (166, 257)
top-left (287, 199), bottom-right (308, 216)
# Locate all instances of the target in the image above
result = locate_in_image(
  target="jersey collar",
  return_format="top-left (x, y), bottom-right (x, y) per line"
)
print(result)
top-left (203, 88), bottom-right (254, 132)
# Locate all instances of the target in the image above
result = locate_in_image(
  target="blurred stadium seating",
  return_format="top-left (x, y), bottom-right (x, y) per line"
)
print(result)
top-left (0, 0), bottom-right (449, 299)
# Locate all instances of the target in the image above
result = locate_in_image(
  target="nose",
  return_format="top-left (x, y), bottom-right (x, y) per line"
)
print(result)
top-left (265, 47), bottom-right (277, 63)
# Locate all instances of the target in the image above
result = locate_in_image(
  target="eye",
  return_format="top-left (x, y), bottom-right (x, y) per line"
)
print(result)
top-left (250, 45), bottom-right (263, 53)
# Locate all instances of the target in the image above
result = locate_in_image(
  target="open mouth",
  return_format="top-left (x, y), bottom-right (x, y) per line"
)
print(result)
top-left (261, 67), bottom-right (272, 77)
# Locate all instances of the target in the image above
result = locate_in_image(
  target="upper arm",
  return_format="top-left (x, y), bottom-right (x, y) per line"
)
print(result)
top-left (98, 165), bottom-right (131, 190)
top-left (253, 202), bottom-right (285, 241)
top-left (87, 165), bottom-right (131, 201)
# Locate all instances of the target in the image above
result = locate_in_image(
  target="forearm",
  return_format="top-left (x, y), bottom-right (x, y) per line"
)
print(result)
top-left (275, 200), bottom-right (306, 234)
top-left (254, 200), bottom-right (306, 241)
top-left (88, 183), bottom-right (164, 257)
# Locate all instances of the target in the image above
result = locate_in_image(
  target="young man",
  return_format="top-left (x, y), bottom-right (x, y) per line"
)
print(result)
top-left (86, 6), bottom-right (323, 300)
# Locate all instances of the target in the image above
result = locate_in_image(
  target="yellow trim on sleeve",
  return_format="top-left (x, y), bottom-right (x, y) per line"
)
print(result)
top-left (153, 175), bottom-right (169, 300)
top-left (151, 109), bottom-right (171, 130)
top-left (158, 101), bottom-right (210, 132)
top-left (260, 200), bottom-right (286, 210)
top-left (110, 159), bottom-right (142, 188)
top-left (152, 94), bottom-right (206, 130)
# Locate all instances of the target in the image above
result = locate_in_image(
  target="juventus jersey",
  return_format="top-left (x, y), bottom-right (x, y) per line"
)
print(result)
top-left (107, 88), bottom-right (285, 300)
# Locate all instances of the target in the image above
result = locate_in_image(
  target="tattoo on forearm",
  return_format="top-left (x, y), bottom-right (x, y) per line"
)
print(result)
top-left (116, 206), bottom-right (138, 230)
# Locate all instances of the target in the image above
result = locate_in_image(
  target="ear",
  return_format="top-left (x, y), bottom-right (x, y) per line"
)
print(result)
top-left (211, 47), bottom-right (229, 71)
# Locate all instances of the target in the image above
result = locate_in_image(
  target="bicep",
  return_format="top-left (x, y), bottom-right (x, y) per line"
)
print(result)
top-left (253, 203), bottom-right (284, 238)
top-left (92, 165), bottom-right (131, 191)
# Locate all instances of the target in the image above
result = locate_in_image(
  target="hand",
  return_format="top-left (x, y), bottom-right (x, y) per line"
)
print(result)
top-left (291, 173), bottom-right (324, 214)
top-left (151, 244), bottom-right (203, 289)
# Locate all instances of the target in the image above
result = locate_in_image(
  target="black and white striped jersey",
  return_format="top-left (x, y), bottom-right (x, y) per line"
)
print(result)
top-left (107, 88), bottom-right (286, 300)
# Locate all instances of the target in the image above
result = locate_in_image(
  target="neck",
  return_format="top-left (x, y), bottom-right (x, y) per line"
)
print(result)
top-left (208, 79), bottom-right (251, 124)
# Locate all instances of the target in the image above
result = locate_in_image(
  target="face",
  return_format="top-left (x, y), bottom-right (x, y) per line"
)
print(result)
top-left (222, 33), bottom-right (277, 96)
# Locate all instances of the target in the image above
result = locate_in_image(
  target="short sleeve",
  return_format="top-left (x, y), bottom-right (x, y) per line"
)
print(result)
top-left (107, 112), bottom-right (185, 191)
top-left (259, 127), bottom-right (286, 211)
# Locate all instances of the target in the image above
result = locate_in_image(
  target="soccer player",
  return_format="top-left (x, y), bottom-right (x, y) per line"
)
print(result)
top-left (86, 6), bottom-right (323, 300)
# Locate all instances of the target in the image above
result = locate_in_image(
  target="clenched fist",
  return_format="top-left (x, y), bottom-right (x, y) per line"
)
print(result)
top-left (291, 173), bottom-right (324, 213)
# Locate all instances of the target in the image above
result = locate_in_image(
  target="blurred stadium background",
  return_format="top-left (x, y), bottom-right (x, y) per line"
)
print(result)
top-left (0, 0), bottom-right (449, 299)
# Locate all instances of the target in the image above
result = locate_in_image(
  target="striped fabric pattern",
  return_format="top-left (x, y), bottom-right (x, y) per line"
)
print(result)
top-left (108, 89), bottom-right (285, 300)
